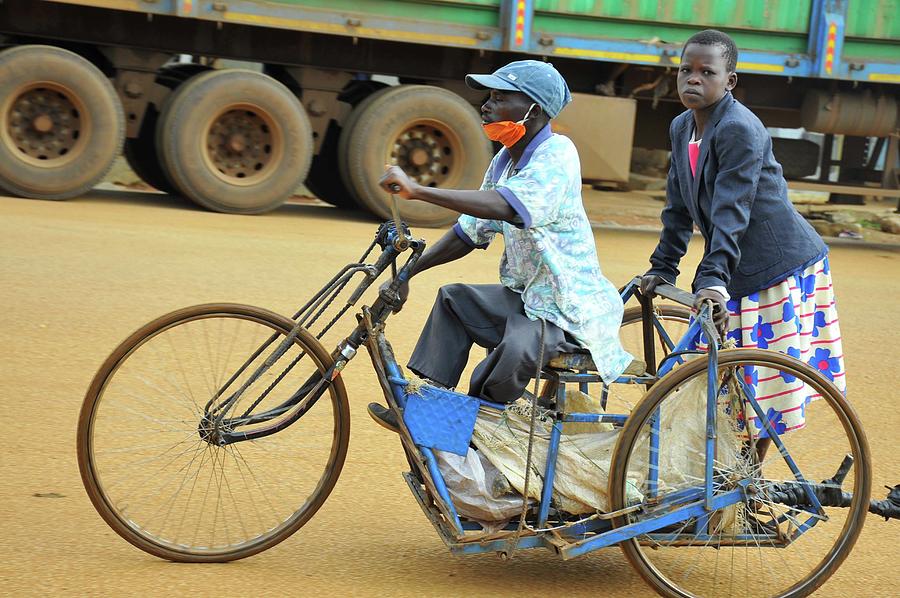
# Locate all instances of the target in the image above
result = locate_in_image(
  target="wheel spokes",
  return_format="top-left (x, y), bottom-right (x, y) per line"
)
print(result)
top-left (85, 310), bottom-right (344, 557)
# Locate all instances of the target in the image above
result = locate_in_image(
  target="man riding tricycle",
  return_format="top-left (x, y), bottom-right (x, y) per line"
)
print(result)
top-left (77, 54), bottom-right (898, 597)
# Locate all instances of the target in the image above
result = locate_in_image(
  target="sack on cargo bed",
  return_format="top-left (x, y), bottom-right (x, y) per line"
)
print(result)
top-left (467, 375), bottom-right (743, 516)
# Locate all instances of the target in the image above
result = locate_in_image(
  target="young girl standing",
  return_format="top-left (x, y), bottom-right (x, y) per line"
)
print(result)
top-left (641, 30), bottom-right (846, 445)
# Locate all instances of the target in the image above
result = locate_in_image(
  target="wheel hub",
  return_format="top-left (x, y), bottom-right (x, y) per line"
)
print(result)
top-left (33, 114), bottom-right (53, 133)
top-left (206, 108), bottom-right (274, 182)
top-left (391, 123), bottom-right (455, 187)
top-left (409, 147), bottom-right (429, 166)
top-left (197, 414), bottom-right (227, 446)
top-left (227, 133), bottom-right (246, 153)
top-left (5, 86), bottom-right (82, 162)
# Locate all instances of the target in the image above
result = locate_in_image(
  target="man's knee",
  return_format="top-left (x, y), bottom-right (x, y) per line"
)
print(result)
top-left (435, 283), bottom-right (477, 315)
top-left (437, 283), bottom-right (469, 302)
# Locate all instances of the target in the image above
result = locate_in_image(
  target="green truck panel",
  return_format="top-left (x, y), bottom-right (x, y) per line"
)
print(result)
top-left (41, 0), bottom-right (900, 79)
top-left (218, 0), bottom-right (900, 42)
top-left (846, 0), bottom-right (900, 40)
top-left (276, 0), bottom-right (499, 28)
top-left (533, 0), bottom-right (812, 34)
top-left (300, 0), bottom-right (897, 58)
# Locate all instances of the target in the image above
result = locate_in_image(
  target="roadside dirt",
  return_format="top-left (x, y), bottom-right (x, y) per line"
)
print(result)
top-left (1, 190), bottom-right (897, 596)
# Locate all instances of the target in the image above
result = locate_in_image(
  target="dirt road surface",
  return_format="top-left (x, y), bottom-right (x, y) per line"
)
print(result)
top-left (1, 190), bottom-right (897, 596)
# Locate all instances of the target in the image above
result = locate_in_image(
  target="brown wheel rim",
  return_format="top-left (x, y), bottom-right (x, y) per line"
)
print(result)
top-left (1, 82), bottom-right (89, 167)
top-left (201, 104), bottom-right (282, 187)
top-left (388, 119), bottom-right (465, 188)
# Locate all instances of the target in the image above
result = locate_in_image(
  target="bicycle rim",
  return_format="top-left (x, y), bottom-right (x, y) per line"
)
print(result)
top-left (608, 349), bottom-right (870, 597)
top-left (77, 303), bottom-right (350, 562)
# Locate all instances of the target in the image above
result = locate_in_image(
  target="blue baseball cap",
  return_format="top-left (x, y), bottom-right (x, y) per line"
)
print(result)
top-left (465, 60), bottom-right (572, 118)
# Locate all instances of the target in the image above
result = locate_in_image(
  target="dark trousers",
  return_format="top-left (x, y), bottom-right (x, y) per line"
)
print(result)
top-left (407, 284), bottom-right (579, 404)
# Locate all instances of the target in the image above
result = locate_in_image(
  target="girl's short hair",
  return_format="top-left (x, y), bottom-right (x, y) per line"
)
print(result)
top-left (682, 29), bottom-right (738, 72)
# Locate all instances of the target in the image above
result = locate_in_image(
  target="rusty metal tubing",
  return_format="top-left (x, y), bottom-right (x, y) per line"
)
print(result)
top-left (638, 291), bottom-right (658, 378)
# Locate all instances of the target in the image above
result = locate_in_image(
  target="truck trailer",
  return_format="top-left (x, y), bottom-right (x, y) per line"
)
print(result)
top-left (0, 0), bottom-right (897, 226)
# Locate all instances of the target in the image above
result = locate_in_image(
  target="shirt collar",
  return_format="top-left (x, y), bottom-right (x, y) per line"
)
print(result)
top-left (491, 123), bottom-right (553, 182)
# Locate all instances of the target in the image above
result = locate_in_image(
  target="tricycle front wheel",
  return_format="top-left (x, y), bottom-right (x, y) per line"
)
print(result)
top-left (77, 303), bottom-right (351, 562)
top-left (608, 348), bottom-right (870, 597)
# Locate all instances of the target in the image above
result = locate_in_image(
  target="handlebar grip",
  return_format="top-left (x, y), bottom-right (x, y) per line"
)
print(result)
top-left (651, 282), bottom-right (696, 307)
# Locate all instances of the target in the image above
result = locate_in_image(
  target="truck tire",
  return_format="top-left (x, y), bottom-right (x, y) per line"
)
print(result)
top-left (124, 63), bottom-right (211, 195)
top-left (0, 45), bottom-right (124, 199)
top-left (339, 85), bottom-right (492, 228)
top-left (156, 69), bottom-right (313, 214)
top-left (304, 80), bottom-right (389, 210)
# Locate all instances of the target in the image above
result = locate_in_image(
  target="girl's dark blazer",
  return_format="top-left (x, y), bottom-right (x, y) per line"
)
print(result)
top-left (647, 92), bottom-right (827, 299)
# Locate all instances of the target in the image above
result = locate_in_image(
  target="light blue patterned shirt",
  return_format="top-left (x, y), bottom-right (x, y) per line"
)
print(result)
top-left (453, 125), bottom-right (632, 383)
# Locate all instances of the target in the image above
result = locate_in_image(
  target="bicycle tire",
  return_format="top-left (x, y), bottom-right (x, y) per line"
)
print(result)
top-left (77, 303), bottom-right (350, 562)
top-left (608, 348), bottom-right (871, 597)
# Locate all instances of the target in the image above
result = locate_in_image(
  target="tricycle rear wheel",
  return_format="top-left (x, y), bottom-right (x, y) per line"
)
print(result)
top-left (608, 348), bottom-right (870, 597)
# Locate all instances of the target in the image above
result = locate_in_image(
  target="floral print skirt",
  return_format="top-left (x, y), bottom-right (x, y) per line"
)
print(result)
top-left (690, 255), bottom-right (845, 439)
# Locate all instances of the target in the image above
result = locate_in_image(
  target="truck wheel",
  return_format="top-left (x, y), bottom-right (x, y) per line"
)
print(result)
top-left (156, 69), bottom-right (313, 214)
top-left (0, 45), bottom-right (124, 199)
top-left (339, 85), bottom-right (492, 228)
top-left (124, 63), bottom-right (211, 195)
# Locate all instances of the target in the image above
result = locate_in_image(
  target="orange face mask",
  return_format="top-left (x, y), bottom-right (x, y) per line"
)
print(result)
top-left (482, 121), bottom-right (526, 148)
top-left (482, 103), bottom-right (538, 148)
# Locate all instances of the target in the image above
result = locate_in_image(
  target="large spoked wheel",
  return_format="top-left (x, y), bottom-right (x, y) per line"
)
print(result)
top-left (77, 303), bottom-right (351, 562)
top-left (608, 349), bottom-right (871, 597)
top-left (0, 45), bottom-right (124, 199)
top-left (339, 84), bottom-right (492, 228)
top-left (156, 70), bottom-right (313, 214)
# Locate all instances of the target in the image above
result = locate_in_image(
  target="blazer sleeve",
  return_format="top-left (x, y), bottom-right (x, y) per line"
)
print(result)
top-left (647, 120), bottom-right (694, 284)
top-left (693, 119), bottom-right (763, 291)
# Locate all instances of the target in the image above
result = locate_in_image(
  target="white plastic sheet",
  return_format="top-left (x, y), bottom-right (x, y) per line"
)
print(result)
top-left (433, 446), bottom-right (527, 524)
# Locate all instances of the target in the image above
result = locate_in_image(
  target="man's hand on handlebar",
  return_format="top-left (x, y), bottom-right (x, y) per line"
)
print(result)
top-left (379, 165), bottom-right (417, 200)
top-left (378, 278), bottom-right (409, 313)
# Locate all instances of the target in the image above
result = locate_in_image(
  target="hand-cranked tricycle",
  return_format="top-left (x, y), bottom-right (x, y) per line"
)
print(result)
top-left (78, 219), bottom-right (889, 597)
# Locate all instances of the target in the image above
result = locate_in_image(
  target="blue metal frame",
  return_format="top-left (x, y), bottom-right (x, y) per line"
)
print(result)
top-left (537, 381), bottom-right (565, 527)
top-left (735, 374), bottom-right (826, 520)
top-left (559, 485), bottom-right (747, 559)
top-left (704, 321), bottom-right (719, 511)
top-left (384, 300), bottom-right (747, 553)
top-left (362, 251), bottom-right (831, 559)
